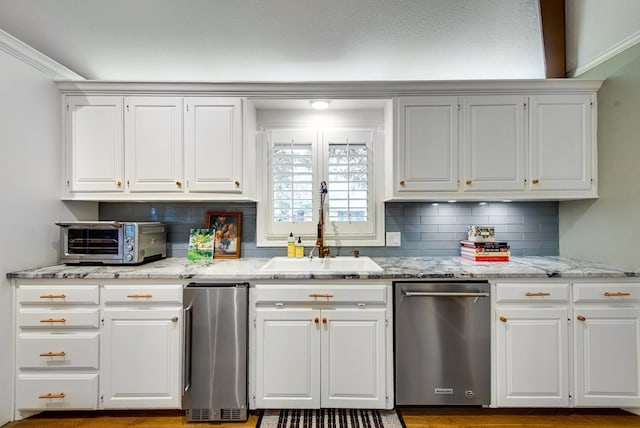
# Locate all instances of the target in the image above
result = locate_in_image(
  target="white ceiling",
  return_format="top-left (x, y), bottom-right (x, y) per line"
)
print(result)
top-left (0, 0), bottom-right (545, 81)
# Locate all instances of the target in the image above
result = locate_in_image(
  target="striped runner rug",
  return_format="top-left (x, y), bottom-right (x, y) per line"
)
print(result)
top-left (257, 409), bottom-right (405, 428)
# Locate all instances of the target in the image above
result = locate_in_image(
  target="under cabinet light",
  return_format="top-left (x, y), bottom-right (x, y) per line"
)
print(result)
top-left (310, 100), bottom-right (330, 110)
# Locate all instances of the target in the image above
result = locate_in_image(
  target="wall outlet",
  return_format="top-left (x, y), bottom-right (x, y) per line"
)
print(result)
top-left (386, 232), bottom-right (401, 247)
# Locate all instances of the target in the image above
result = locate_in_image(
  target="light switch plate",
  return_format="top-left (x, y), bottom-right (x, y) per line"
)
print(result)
top-left (386, 232), bottom-right (401, 247)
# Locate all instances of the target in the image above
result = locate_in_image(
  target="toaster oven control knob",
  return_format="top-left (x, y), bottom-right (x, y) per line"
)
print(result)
top-left (125, 254), bottom-right (134, 262)
top-left (126, 244), bottom-right (134, 252)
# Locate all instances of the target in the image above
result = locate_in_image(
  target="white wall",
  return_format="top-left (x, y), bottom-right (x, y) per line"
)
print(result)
top-left (559, 49), bottom-right (640, 269)
top-left (566, 0), bottom-right (640, 76)
top-left (0, 47), bottom-right (96, 423)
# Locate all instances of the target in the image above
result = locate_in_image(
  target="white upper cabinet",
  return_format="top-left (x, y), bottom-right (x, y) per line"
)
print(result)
top-left (125, 97), bottom-right (184, 193)
top-left (529, 94), bottom-right (594, 193)
top-left (184, 97), bottom-right (243, 193)
top-left (462, 95), bottom-right (526, 192)
top-left (395, 96), bottom-right (459, 193)
top-left (62, 93), bottom-right (249, 201)
top-left (65, 96), bottom-right (124, 193)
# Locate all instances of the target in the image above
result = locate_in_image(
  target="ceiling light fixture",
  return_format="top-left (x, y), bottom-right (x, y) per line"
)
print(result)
top-left (310, 100), bottom-right (330, 110)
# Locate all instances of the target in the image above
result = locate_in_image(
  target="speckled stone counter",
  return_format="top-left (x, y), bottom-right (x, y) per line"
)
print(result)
top-left (6, 256), bottom-right (639, 281)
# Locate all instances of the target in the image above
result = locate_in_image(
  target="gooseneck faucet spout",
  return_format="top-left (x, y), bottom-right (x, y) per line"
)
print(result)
top-left (315, 180), bottom-right (330, 258)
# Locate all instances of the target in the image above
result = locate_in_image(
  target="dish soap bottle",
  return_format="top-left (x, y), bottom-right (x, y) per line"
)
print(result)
top-left (295, 236), bottom-right (304, 258)
top-left (287, 232), bottom-right (295, 257)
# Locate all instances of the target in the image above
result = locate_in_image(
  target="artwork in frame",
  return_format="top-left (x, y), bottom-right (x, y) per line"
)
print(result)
top-left (205, 212), bottom-right (242, 259)
top-left (188, 228), bottom-right (215, 260)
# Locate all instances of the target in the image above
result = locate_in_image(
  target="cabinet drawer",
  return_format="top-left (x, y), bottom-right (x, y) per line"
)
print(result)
top-left (16, 374), bottom-right (98, 410)
top-left (573, 283), bottom-right (640, 303)
top-left (495, 283), bottom-right (570, 303)
top-left (254, 284), bottom-right (387, 304)
top-left (18, 308), bottom-right (100, 328)
top-left (102, 284), bottom-right (183, 304)
top-left (17, 332), bottom-right (99, 369)
top-left (17, 285), bottom-right (99, 304)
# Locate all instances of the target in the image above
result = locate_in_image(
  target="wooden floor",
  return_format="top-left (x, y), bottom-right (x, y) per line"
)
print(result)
top-left (3, 408), bottom-right (639, 428)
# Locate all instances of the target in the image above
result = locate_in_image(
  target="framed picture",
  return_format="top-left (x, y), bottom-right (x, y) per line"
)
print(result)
top-left (188, 228), bottom-right (215, 260)
top-left (205, 212), bottom-right (242, 259)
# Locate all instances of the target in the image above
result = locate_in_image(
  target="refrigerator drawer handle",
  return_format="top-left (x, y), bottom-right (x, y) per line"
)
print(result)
top-left (403, 291), bottom-right (490, 298)
top-left (183, 303), bottom-right (193, 393)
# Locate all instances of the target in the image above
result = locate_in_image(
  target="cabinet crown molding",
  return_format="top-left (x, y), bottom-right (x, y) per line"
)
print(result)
top-left (56, 79), bottom-right (604, 97)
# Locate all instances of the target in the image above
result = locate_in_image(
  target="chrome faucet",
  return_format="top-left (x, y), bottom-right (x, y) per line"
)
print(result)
top-left (315, 181), bottom-right (330, 258)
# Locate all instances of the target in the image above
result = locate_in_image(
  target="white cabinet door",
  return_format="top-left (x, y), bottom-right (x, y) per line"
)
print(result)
top-left (124, 97), bottom-right (184, 192)
top-left (573, 307), bottom-right (640, 407)
top-left (321, 308), bottom-right (387, 409)
top-left (101, 308), bottom-right (182, 409)
top-left (395, 97), bottom-right (459, 192)
top-left (254, 308), bottom-right (321, 409)
top-left (65, 96), bottom-right (124, 192)
top-left (184, 97), bottom-right (243, 193)
top-left (529, 94), bottom-right (594, 192)
top-left (462, 95), bottom-right (526, 192)
top-left (495, 307), bottom-right (569, 407)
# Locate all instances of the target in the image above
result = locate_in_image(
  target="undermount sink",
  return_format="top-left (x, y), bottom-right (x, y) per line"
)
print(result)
top-left (259, 256), bottom-right (383, 273)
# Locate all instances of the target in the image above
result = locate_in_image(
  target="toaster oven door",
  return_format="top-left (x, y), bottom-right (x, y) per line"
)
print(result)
top-left (62, 224), bottom-right (124, 263)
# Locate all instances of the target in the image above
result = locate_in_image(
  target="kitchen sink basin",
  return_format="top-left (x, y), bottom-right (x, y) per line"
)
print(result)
top-left (259, 256), bottom-right (383, 273)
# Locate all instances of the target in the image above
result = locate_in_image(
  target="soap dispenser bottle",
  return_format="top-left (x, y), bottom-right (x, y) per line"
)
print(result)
top-left (295, 237), bottom-right (304, 258)
top-left (287, 232), bottom-right (295, 257)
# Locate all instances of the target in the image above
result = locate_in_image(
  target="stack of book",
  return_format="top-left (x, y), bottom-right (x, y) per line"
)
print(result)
top-left (460, 240), bottom-right (510, 262)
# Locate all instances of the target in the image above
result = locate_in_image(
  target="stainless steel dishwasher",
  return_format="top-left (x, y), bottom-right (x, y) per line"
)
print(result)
top-left (394, 281), bottom-right (490, 406)
top-left (183, 282), bottom-right (248, 422)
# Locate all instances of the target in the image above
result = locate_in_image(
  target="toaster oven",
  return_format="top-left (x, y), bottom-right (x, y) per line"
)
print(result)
top-left (55, 221), bottom-right (167, 265)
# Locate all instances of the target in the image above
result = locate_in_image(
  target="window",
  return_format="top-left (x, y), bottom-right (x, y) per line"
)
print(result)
top-left (257, 127), bottom-right (384, 247)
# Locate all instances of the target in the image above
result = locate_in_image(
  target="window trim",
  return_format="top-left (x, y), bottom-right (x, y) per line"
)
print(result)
top-left (257, 124), bottom-right (385, 247)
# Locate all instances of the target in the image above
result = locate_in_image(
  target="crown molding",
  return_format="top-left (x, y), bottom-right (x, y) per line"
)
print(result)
top-left (0, 29), bottom-right (84, 80)
top-left (568, 30), bottom-right (640, 77)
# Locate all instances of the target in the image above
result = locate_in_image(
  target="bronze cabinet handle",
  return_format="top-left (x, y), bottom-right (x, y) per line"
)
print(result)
top-left (234, 180), bottom-right (240, 186)
top-left (38, 393), bottom-right (65, 399)
top-left (127, 294), bottom-right (153, 298)
top-left (40, 318), bottom-right (66, 323)
top-left (532, 179), bottom-right (540, 184)
top-left (171, 316), bottom-right (178, 323)
top-left (400, 180), bottom-right (405, 186)
top-left (115, 180), bottom-right (122, 186)
top-left (40, 294), bottom-right (66, 299)
top-left (309, 293), bottom-right (333, 298)
top-left (314, 317), bottom-right (319, 324)
top-left (176, 181), bottom-right (182, 187)
top-left (499, 316), bottom-right (507, 323)
top-left (466, 180), bottom-right (472, 185)
top-left (525, 292), bottom-right (551, 297)
top-left (322, 317), bottom-right (327, 324)
top-left (604, 292), bottom-right (631, 297)
top-left (577, 315), bottom-right (586, 321)
top-left (39, 352), bottom-right (66, 357)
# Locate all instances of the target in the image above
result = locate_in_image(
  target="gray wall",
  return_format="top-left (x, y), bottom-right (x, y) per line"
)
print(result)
top-left (560, 45), bottom-right (640, 269)
top-left (100, 201), bottom-right (558, 258)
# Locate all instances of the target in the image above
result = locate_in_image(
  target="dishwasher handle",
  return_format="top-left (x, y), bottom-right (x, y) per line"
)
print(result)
top-left (402, 291), bottom-right (490, 298)
top-left (183, 302), bottom-right (193, 393)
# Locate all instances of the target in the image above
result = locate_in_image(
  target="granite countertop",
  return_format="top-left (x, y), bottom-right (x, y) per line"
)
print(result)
top-left (6, 256), bottom-right (639, 281)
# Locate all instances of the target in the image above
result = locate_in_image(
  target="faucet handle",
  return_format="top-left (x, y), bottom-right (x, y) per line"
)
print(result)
top-left (352, 250), bottom-right (360, 258)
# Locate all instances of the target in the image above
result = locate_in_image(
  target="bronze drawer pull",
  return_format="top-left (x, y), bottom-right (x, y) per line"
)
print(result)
top-left (40, 294), bottom-right (66, 299)
top-left (314, 317), bottom-right (319, 324)
top-left (309, 293), bottom-right (333, 298)
top-left (322, 317), bottom-right (327, 324)
top-left (532, 179), bottom-right (540, 184)
top-left (604, 292), bottom-right (631, 297)
top-left (577, 315), bottom-right (586, 321)
top-left (127, 294), bottom-right (153, 298)
top-left (40, 318), bottom-right (66, 323)
top-left (38, 392), bottom-right (65, 399)
top-left (39, 352), bottom-right (66, 357)
top-left (499, 316), bottom-right (507, 323)
top-left (525, 292), bottom-right (551, 297)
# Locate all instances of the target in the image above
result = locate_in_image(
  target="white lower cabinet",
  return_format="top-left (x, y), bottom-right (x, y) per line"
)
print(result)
top-left (495, 307), bottom-right (569, 407)
top-left (14, 281), bottom-right (184, 418)
top-left (251, 283), bottom-right (392, 410)
top-left (101, 284), bottom-right (183, 409)
top-left (494, 281), bottom-right (640, 409)
top-left (573, 283), bottom-right (640, 407)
